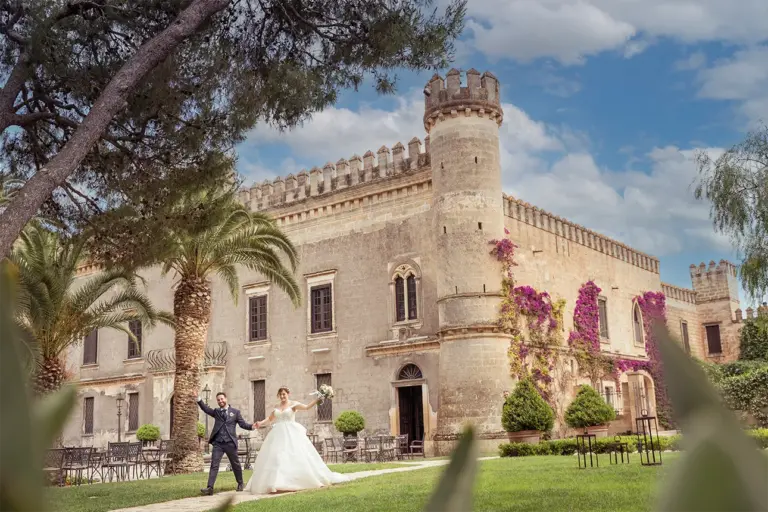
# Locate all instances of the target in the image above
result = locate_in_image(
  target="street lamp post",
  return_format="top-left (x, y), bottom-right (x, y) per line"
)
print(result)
top-left (116, 393), bottom-right (125, 442)
top-left (202, 384), bottom-right (211, 454)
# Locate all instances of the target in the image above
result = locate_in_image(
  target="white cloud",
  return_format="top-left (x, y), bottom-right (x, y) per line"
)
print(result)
top-left (675, 51), bottom-right (707, 71)
top-left (240, 89), bottom-right (729, 258)
top-left (694, 45), bottom-right (768, 127)
top-left (450, 0), bottom-right (768, 66)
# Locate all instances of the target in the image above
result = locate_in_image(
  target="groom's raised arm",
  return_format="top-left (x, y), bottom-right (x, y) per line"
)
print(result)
top-left (197, 396), bottom-right (215, 417)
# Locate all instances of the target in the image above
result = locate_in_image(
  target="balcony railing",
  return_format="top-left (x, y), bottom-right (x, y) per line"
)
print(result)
top-left (146, 342), bottom-right (228, 373)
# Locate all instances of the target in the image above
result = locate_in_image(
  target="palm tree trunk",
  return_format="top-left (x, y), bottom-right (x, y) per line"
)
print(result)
top-left (168, 275), bottom-right (211, 474)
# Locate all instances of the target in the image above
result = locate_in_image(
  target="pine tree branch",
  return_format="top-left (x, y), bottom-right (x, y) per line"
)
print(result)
top-left (0, 0), bottom-right (232, 258)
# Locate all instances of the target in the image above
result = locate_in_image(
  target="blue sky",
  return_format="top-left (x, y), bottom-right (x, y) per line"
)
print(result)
top-left (236, 0), bottom-right (768, 307)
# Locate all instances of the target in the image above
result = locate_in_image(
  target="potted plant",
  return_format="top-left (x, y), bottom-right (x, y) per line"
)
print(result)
top-left (565, 385), bottom-right (616, 438)
top-left (136, 424), bottom-right (161, 447)
top-left (502, 378), bottom-right (554, 444)
top-left (334, 411), bottom-right (365, 438)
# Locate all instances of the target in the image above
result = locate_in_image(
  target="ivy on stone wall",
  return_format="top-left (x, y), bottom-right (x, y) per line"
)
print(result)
top-left (634, 291), bottom-right (674, 428)
top-left (490, 230), bottom-right (564, 403)
top-left (567, 281), bottom-right (615, 385)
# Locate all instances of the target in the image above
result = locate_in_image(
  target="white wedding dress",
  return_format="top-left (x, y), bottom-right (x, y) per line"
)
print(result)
top-left (245, 406), bottom-right (350, 494)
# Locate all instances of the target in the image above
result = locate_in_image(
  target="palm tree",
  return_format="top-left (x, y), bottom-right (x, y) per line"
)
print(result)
top-left (11, 223), bottom-right (172, 394)
top-left (159, 186), bottom-right (300, 473)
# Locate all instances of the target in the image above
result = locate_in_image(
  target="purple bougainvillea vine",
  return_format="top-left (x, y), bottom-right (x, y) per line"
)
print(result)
top-left (567, 281), bottom-right (614, 385)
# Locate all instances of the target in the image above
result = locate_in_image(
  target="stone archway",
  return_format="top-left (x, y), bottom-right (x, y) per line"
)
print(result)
top-left (394, 364), bottom-right (426, 443)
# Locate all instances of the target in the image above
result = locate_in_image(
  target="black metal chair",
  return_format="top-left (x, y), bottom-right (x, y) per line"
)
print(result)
top-left (43, 448), bottom-right (67, 486)
top-left (63, 447), bottom-right (94, 485)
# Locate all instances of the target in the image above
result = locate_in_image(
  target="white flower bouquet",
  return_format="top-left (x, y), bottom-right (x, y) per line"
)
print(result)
top-left (310, 384), bottom-right (335, 403)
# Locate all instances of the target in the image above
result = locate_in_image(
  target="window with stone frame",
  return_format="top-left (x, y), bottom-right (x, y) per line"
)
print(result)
top-left (316, 373), bottom-right (332, 421)
top-left (128, 392), bottom-right (139, 431)
top-left (83, 329), bottom-right (98, 365)
top-left (128, 320), bottom-right (142, 359)
top-left (705, 324), bottom-right (722, 354)
top-left (310, 284), bottom-right (333, 334)
top-left (632, 303), bottom-right (644, 346)
top-left (83, 397), bottom-right (94, 435)
top-left (598, 297), bottom-right (609, 340)
top-left (249, 295), bottom-right (268, 341)
top-left (392, 264), bottom-right (419, 323)
top-left (681, 321), bottom-right (691, 354)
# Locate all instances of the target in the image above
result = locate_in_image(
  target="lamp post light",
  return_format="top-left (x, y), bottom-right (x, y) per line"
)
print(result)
top-left (116, 392), bottom-right (125, 442)
top-left (203, 384), bottom-right (211, 454)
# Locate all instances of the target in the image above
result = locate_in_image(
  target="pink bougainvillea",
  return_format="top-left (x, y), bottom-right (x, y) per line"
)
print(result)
top-left (568, 281), bottom-right (601, 353)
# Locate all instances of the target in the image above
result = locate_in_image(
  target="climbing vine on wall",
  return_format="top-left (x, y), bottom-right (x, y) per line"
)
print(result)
top-left (490, 230), bottom-right (565, 402)
top-left (568, 281), bottom-right (615, 385)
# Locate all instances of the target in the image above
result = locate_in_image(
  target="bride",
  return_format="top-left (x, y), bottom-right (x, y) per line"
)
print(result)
top-left (245, 386), bottom-right (350, 494)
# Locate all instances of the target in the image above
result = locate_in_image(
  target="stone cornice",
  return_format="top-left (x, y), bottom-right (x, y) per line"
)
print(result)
top-left (365, 337), bottom-right (441, 357)
top-left (76, 373), bottom-right (145, 387)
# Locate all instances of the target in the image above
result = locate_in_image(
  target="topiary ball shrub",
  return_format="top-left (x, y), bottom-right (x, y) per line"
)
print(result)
top-left (502, 378), bottom-right (555, 433)
top-left (197, 421), bottom-right (206, 438)
top-left (334, 410), bottom-right (365, 436)
top-left (565, 385), bottom-right (616, 429)
top-left (136, 424), bottom-right (160, 442)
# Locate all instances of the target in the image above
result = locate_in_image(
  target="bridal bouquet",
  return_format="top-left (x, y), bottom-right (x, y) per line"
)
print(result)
top-left (310, 384), bottom-right (335, 403)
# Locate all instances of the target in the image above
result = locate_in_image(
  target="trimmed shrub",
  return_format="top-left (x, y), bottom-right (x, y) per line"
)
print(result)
top-left (334, 410), bottom-right (365, 435)
top-left (739, 316), bottom-right (768, 362)
top-left (135, 424), bottom-right (160, 442)
top-left (564, 385), bottom-right (616, 429)
top-left (197, 421), bottom-right (205, 438)
top-left (498, 434), bottom-right (691, 458)
top-left (502, 378), bottom-right (555, 433)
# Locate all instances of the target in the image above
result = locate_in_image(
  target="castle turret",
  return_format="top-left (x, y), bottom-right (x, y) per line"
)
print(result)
top-left (425, 69), bottom-right (508, 451)
top-left (689, 260), bottom-right (742, 361)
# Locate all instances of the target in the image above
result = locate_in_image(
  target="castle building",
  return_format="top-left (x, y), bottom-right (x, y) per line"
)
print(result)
top-left (61, 69), bottom-right (748, 455)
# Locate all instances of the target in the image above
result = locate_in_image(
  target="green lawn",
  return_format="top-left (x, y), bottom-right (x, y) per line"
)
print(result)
top-left (49, 462), bottom-right (409, 512)
top-left (234, 454), bottom-right (680, 512)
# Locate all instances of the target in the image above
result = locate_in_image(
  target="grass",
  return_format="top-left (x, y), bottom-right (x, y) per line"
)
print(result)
top-left (233, 454), bottom-right (680, 512)
top-left (50, 462), bottom-right (409, 512)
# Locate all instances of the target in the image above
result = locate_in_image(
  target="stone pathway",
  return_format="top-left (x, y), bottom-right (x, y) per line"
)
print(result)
top-left (111, 457), bottom-right (498, 512)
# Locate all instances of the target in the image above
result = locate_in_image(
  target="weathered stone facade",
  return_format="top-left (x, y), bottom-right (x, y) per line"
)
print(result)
top-left (60, 69), bottom-right (743, 455)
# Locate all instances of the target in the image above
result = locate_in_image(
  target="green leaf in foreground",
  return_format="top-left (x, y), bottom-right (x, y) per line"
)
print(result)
top-left (424, 426), bottom-right (478, 512)
top-left (652, 322), bottom-right (768, 512)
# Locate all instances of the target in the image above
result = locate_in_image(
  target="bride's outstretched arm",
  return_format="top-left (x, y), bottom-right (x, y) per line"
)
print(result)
top-left (255, 410), bottom-right (276, 429)
top-left (292, 399), bottom-right (321, 411)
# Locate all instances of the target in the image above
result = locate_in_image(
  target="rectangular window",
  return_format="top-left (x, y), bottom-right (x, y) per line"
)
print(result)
top-left (84, 397), bottom-right (94, 435)
top-left (310, 285), bottom-right (333, 334)
top-left (706, 324), bottom-right (722, 354)
top-left (128, 320), bottom-right (142, 359)
top-left (681, 321), bottom-right (690, 354)
top-left (249, 295), bottom-right (268, 341)
top-left (83, 329), bottom-right (98, 365)
top-left (128, 392), bottom-right (139, 431)
top-left (252, 380), bottom-right (266, 422)
top-left (598, 298), bottom-right (609, 339)
top-left (316, 373), bottom-right (332, 421)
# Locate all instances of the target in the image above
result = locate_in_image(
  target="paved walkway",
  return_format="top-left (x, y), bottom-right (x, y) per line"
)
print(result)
top-left (111, 457), bottom-right (498, 512)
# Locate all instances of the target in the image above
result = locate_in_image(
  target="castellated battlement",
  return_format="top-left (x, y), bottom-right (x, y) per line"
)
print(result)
top-left (689, 259), bottom-right (740, 304)
top-left (733, 303), bottom-right (768, 323)
top-left (662, 283), bottom-right (697, 304)
top-left (423, 68), bottom-right (503, 131)
top-left (504, 195), bottom-right (661, 274)
top-left (236, 136), bottom-right (430, 212)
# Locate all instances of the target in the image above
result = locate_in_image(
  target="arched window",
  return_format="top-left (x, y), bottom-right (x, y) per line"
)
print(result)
top-left (392, 264), bottom-right (419, 323)
top-left (633, 303), bottom-right (644, 345)
top-left (398, 363), bottom-right (423, 380)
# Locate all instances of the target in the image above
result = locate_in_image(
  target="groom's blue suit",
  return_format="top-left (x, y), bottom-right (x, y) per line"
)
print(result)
top-left (198, 399), bottom-right (254, 491)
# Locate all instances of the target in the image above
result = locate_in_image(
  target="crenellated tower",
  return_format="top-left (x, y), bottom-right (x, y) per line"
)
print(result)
top-left (424, 68), bottom-right (510, 450)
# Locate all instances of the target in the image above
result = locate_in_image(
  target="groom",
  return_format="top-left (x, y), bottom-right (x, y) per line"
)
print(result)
top-left (197, 391), bottom-right (256, 495)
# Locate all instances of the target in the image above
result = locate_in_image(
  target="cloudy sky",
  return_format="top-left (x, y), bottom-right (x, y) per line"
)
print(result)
top-left (236, 0), bottom-right (768, 305)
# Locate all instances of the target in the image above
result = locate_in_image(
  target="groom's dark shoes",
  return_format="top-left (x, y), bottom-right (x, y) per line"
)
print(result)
top-left (236, 483), bottom-right (244, 492)
top-left (200, 487), bottom-right (213, 496)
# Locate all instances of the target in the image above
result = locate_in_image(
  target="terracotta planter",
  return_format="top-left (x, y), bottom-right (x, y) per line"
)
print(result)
top-left (585, 425), bottom-right (609, 438)
top-left (507, 430), bottom-right (542, 444)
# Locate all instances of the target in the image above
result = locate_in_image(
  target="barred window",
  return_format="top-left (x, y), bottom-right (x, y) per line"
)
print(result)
top-left (407, 275), bottom-right (417, 320)
top-left (316, 373), bottom-right (332, 421)
top-left (598, 298), bottom-right (609, 339)
top-left (84, 397), bottom-right (94, 434)
top-left (252, 380), bottom-right (266, 422)
top-left (310, 285), bottom-right (333, 333)
top-left (128, 392), bottom-right (139, 431)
